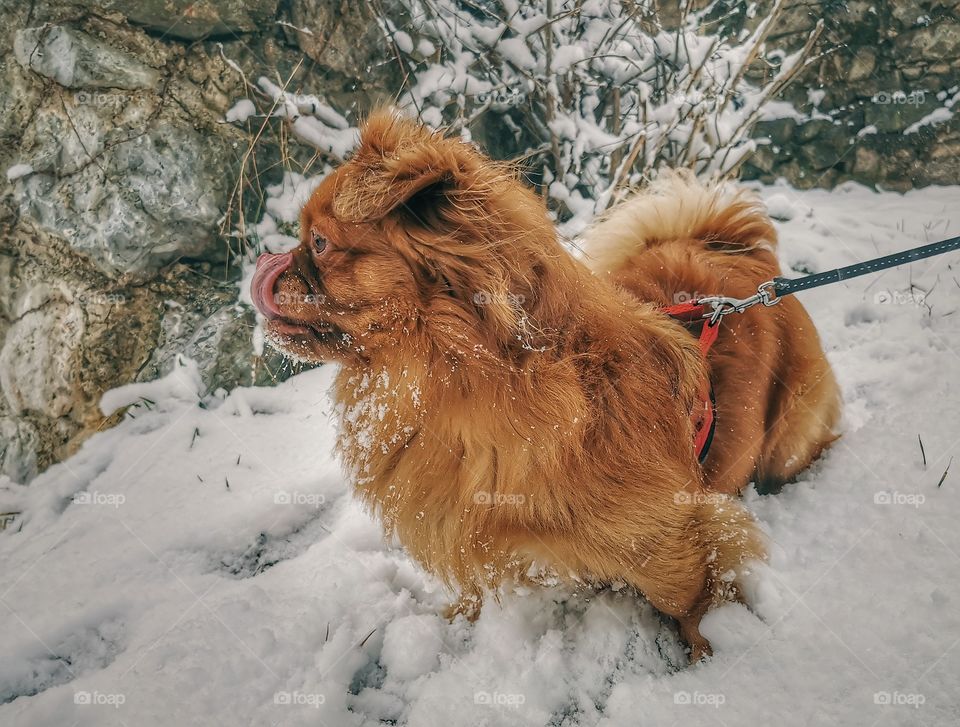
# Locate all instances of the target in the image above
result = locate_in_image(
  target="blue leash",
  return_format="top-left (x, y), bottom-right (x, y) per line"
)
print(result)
top-left (696, 235), bottom-right (960, 323)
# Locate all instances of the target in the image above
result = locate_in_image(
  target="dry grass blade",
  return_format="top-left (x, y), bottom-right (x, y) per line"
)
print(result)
top-left (358, 628), bottom-right (378, 647)
top-left (937, 458), bottom-right (952, 488)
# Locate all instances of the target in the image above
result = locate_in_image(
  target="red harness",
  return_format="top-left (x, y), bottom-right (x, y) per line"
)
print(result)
top-left (662, 301), bottom-right (719, 463)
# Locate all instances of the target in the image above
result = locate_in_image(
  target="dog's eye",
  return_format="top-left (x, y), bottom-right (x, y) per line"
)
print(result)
top-left (311, 230), bottom-right (328, 254)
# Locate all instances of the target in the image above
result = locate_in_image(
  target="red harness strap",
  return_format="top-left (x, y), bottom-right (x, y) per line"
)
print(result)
top-left (662, 301), bottom-right (719, 463)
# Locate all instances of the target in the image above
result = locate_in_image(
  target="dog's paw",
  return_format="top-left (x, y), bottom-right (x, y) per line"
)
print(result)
top-left (442, 592), bottom-right (483, 622)
top-left (688, 638), bottom-right (714, 664)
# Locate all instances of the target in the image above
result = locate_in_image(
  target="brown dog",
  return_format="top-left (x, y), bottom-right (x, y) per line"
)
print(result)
top-left (250, 111), bottom-right (840, 659)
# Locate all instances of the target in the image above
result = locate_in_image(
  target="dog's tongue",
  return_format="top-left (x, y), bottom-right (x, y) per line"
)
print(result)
top-left (251, 252), bottom-right (292, 319)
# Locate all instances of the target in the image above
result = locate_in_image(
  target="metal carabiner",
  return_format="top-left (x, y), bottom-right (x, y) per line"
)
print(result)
top-left (698, 280), bottom-right (781, 325)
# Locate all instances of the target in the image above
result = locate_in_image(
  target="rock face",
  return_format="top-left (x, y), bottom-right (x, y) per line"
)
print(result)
top-left (14, 25), bottom-right (161, 90)
top-left (16, 110), bottom-right (233, 276)
top-left (0, 247), bottom-right (164, 482)
top-left (0, 4), bottom-right (298, 482)
top-left (0, 0), bottom-right (957, 483)
top-left (98, 0), bottom-right (280, 41)
top-left (736, 0), bottom-right (960, 190)
top-left (284, 0), bottom-right (405, 109)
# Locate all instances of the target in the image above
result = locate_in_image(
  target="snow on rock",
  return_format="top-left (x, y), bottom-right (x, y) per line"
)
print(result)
top-left (225, 98), bottom-right (256, 123)
top-left (904, 107), bottom-right (954, 135)
top-left (758, 100), bottom-right (805, 121)
top-left (1, 184), bottom-right (960, 725)
top-left (5, 163), bottom-right (33, 181)
top-left (904, 87), bottom-right (957, 135)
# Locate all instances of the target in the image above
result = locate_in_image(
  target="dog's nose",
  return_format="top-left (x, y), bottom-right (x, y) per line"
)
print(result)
top-left (251, 252), bottom-right (293, 319)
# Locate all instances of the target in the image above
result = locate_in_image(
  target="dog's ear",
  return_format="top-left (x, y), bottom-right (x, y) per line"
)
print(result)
top-left (333, 110), bottom-right (471, 224)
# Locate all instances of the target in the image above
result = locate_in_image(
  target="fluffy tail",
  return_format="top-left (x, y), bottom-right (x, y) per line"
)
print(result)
top-left (696, 495), bottom-right (767, 605)
top-left (584, 170), bottom-right (778, 274)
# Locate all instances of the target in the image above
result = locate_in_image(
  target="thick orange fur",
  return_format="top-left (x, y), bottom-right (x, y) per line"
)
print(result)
top-left (585, 172), bottom-right (842, 495)
top-left (261, 111), bottom-right (840, 660)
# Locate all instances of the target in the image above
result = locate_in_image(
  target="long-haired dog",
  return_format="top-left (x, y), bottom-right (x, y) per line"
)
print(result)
top-left (251, 111), bottom-right (840, 659)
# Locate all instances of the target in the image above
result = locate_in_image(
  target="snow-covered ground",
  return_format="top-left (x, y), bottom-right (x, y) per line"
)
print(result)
top-left (1, 182), bottom-right (959, 726)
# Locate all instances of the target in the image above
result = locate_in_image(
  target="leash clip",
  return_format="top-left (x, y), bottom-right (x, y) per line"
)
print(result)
top-left (698, 280), bottom-right (780, 325)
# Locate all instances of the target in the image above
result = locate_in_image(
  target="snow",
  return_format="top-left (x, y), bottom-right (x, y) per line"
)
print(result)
top-left (291, 117), bottom-right (358, 161)
top-left (5, 163), bottom-right (33, 181)
top-left (225, 99), bottom-right (256, 124)
top-left (2, 182), bottom-right (960, 725)
top-left (758, 100), bottom-right (805, 121)
top-left (904, 87), bottom-right (958, 135)
top-left (393, 30), bottom-right (414, 55)
top-left (262, 172), bottom-right (323, 226)
top-left (386, 0), bottom-right (818, 229)
top-left (255, 77), bottom-right (359, 161)
top-left (762, 192), bottom-right (798, 221)
top-left (380, 615), bottom-right (444, 680)
top-left (807, 89), bottom-right (826, 107)
top-left (498, 37), bottom-right (538, 70)
top-left (904, 107), bottom-right (954, 135)
top-left (99, 355), bottom-right (204, 416)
